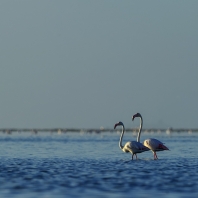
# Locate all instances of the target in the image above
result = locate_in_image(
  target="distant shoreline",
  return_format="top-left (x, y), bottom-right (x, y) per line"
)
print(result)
top-left (0, 128), bottom-right (197, 133)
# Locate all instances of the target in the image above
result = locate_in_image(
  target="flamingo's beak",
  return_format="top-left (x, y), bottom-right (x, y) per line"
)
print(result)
top-left (114, 124), bottom-right (117, 129)
top-left (132, 113), bottom-right (139, 121)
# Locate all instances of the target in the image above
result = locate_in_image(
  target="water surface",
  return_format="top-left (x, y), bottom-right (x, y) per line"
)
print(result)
top-left (0, 131), bottom-right (197, 197)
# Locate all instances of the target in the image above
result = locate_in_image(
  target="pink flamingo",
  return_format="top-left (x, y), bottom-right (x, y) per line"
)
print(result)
top-left (132, 113), bottom-right (169, 160)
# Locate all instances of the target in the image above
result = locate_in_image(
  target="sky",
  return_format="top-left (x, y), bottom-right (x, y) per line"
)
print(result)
top-left (0, 1), bottom-right (198, 129)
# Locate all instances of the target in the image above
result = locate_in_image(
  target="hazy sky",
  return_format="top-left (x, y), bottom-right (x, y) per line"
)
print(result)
top-left (0, 1), bottom-right (198, 129)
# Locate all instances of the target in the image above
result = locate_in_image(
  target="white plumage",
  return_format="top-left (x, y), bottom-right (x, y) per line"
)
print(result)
top-left (114, 121), bottom-right (149, 160)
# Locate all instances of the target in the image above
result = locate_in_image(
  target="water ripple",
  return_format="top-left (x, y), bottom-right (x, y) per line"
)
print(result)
top-left (0, 133), bottom-right (197, 197)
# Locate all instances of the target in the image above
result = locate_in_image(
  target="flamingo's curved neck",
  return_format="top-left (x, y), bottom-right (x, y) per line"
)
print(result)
top-left (137, 116), bottom-right (143, 142)
top-left (119, 126), bottom-right (125, 150)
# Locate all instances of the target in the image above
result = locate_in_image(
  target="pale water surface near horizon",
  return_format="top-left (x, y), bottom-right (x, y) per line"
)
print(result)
top-left (0, 131), bottom-right (197, 198)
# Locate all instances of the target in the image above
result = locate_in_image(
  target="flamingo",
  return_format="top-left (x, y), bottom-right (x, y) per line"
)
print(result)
top-left (114, 121), bottom-right (150, 160)
top-left (132, 113), bottom-right (169, 160)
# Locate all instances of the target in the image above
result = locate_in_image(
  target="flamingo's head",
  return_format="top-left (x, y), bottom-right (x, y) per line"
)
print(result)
top-left (132, 113), bottom-right (142, 121)
top-left (114, 121), bottom-right (124, 129)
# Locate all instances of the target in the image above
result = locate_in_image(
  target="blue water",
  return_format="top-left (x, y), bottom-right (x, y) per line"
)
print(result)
top-left (0, 131), bottom-right (197, 198)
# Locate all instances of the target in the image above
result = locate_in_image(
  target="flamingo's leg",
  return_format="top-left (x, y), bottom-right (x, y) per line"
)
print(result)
top-left (135, 154), bottom-right (138, 160)
top-left (132, 154), bottom-right (134, 160)
top-left (154, 152), bottom-right (158, 160)
top-left (155, 152), bottom-right (158, 159)
top-left (153, 152), bottom-right (156, 160)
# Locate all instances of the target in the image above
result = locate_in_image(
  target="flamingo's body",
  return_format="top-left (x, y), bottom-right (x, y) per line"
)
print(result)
top-left (143, 138), bottom-right (169, 159)
top-left (114, 121), bottom-right (150, 160)
top-left (132, 113), bottom-right (169, 160)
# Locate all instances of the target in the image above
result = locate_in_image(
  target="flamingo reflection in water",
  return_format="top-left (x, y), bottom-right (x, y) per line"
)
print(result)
top-left (132, 113), bottom-right (169, 160)
top-left (114, 121), bottom-right (150, 160)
